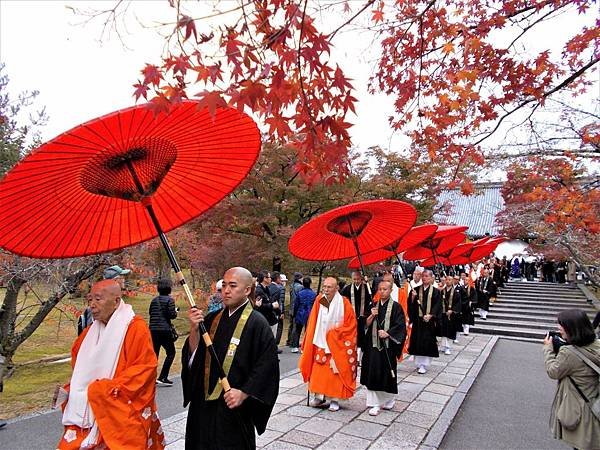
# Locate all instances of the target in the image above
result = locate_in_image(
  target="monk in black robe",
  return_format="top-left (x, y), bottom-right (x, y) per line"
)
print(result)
top-left (408, 269), bottom-right (441, 374)
top-left (438, 276), bottom-right (462, 354)
top-left (182, 267), bottom-right (279, 449)
top-left (341, 271), bottom-right (372, 348)
top-left (459, 273), bottom-right (476, 335)
top-left (360, 280), bottom-right (405, 416)
top-left (475, 268), bottom-right (496, 320)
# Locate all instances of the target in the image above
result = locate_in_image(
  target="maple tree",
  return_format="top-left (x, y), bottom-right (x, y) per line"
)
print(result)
top-left (92, 0), bottom-right (600, 189)
top-left (497, 157), bottom-right (600, 286)
top-left (125, 142), bottom-right (441, 283)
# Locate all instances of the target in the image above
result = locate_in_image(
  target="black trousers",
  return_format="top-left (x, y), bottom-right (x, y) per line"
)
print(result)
top-left (275, 318), bottom-right (284, 345)
top-left (151, 330), bottom-right (176, 380)
top-left (291, 322), bottom-right (305, 348)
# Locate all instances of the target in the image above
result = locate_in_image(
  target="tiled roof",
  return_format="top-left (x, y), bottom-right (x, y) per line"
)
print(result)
top-left (433, 182), bottom-right (504, 238)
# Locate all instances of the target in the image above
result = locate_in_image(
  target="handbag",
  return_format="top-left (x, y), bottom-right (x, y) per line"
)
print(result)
top-left (557, 382), bottom-right (583, 430)
top-left (567, 346), bottom-right (600, 421)
top-left (170, 324), bottom-right (179, 342)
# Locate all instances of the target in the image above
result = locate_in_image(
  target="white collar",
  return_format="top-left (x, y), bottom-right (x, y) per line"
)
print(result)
top-left (228, 299), bottom-right (249, 317)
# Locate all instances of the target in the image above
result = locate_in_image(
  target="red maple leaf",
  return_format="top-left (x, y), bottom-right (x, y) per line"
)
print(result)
top-left (194, 90), bottom-right (227, 118)
top-left (141, 64), bottom-right (162, 87)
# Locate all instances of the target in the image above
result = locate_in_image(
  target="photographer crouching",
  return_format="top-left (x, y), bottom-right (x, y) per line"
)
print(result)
top-left (543, 309), bottom-right (600, 450)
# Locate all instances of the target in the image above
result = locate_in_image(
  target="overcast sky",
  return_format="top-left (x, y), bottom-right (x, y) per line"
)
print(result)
top-left (1, 1), bottom-right (597, 180)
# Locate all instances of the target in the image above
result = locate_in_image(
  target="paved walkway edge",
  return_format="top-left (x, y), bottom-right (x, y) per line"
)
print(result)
top-left (422, 335), bottom-right (499, 448)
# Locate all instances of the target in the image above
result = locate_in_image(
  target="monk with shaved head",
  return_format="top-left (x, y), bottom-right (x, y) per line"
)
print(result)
top-left (57, 279), bottom-right (164, 449)
top-left (299, 276), bottom-right (358, 412)
top-left (182, 266), bottom-right (279, 449)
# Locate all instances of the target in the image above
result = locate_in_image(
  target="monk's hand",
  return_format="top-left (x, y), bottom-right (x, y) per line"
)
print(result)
top-left (224, 388), bottom-right (248, 409)
top-left (329, 357), bottom-right (339, 374)
top-left (255, 298), bottom-right (262, 308)
top-left (423, 314), bottom-right (432, 322)
top-left (446, 310), bottom-right (452, 317)
top-left (378, 329), bottom-right (389, 339)
top-left (189, 308), bottom-right (204, 331)
top-left (371, 307), bottom-right (378, 317)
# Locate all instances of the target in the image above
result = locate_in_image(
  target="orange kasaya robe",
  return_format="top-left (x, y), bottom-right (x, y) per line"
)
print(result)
top-left (58, 316), bottom-right (165, 450)
top-left (299, 294), bottom-right (357, 399)
top-left (372, 281), bottom-right (411, 361)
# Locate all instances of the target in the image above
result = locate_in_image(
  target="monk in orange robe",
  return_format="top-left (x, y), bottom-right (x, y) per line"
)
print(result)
top-left (57, 279), bottom-right (164, 450)
top-left (299, 276), bottom-right (357, 412)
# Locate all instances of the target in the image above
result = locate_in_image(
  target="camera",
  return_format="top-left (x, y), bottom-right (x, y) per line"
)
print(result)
top-left (548, 330), bottom-right (567, 353)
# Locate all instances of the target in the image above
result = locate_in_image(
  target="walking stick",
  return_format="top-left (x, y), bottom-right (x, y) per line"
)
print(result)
top-left (125, 162), bottom-right (233, 390)
top-left (376, 315), bottom-right (396, 379)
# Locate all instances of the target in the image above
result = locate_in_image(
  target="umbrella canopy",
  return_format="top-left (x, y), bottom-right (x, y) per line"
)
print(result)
top-left (420, 255), bottom-right (451, 267)
top-left (450, 237), bottom-right (505, 265)
top-left (403, 231), bottom-right (467, 261)
top-left (347, 223), bottom-right (438, 270)
top-left (434, 224), bottom-right (468, 238)
top-left (449, 242), bottom-right (475, 259)
top-left (0, 102), bottom-right (260, 258)
top-left (288, 200), bottom-right (417, 265)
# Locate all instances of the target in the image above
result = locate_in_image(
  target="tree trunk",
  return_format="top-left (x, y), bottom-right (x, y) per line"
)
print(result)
top-left (560, 240), bottom-right (600, 288)
top-left (316, 263), bottom-right (326, 292)
top-left (0, 258), bottom-right (103, 389)
top-left (0, 275), bottom-right (25, 392)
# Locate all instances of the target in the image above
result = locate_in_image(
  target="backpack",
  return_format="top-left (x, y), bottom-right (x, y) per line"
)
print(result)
top-left (567, 346), bottom-right (600, 422)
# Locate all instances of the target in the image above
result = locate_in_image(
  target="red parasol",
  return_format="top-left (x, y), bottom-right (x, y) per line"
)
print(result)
top-left (449, 237), bottom-right (505, 265)
top-left (0, 101), bottom-right (261, 395)
top-left (420, 255), bottom-right (451, 267)
top-left (434, 224), bottom-right (468, 238)
top-left (403, 231), bottom-right (467, 261)
top-left (0, 102), bottom-right (259, 260)
top-left (347, 223), bottom-right (438, 270)
top-left (288, 200), bottom-right (417, 275)
top-left (449, 242), bottom-right (475, 259)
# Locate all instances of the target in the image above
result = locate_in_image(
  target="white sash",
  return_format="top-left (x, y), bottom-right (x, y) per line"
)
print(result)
top-left (62, 300), bottom-right (135, 446)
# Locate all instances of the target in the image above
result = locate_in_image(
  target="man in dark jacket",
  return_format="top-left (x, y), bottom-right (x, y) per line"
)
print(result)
top-left (271, 272), bottom-right (286, 353)
top-left (255, 270), bottom-right (279, 337)
top-left (149, 278), bottom-right (178, 385)
top-left (286, 272), bottom-right (303, 347)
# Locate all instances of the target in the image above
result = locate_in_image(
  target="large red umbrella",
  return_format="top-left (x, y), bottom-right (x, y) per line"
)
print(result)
top-left (403, 230), bottom-right (467, 261)
top-left (0, 101), bottom-right (261, 394)
top-left (449, 237), bottom-right (505, 265)
top-left (288, 200), bottom-right (417, 275)
top-left (347, 223), bottom-right (438, 270)
top-left (0, 102), bottom-right (259, 261)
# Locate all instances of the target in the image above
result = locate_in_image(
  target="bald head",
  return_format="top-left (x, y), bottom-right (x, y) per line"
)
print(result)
top-left (89, 279), bottom-right (122, 324)
top-left (322, 277), bottom-right (338, 299)
top-left (222, 267), bottom-right (253, 309)
top-left (225, 267), bottom-right (253, 288)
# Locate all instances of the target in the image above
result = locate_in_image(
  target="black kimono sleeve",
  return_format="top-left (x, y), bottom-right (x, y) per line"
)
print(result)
top-left (238, 314), bottom-right (280, 434)
top-left (386, 302), bottom-right (406, 358)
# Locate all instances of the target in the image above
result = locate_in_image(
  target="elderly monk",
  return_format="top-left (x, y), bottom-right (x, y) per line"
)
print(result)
top-left (182, 267), bottom-right (279, 449)
top-left (58, 279), bottom-right (164, 450)
top-left (299, 276), bottom-right (358, 412)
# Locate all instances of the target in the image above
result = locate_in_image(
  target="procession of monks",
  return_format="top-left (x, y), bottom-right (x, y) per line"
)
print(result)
top-left (56, 261), bottom-right (496, 449)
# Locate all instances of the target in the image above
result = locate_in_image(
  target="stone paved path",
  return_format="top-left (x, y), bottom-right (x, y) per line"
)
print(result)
top-left (162, 334), bottom-right (496, 449)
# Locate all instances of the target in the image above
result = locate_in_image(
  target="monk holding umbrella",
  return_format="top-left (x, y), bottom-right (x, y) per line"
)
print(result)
top-left (0, 101), bottom-right (279, 449)
top-left (289, 199), bottom-right (416, 411)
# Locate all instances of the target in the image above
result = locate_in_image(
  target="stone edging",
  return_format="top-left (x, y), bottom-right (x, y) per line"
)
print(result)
top-left (577, 284), bottom-right (600, 309)
top-left (421, 335), bottom-right (499, 448)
